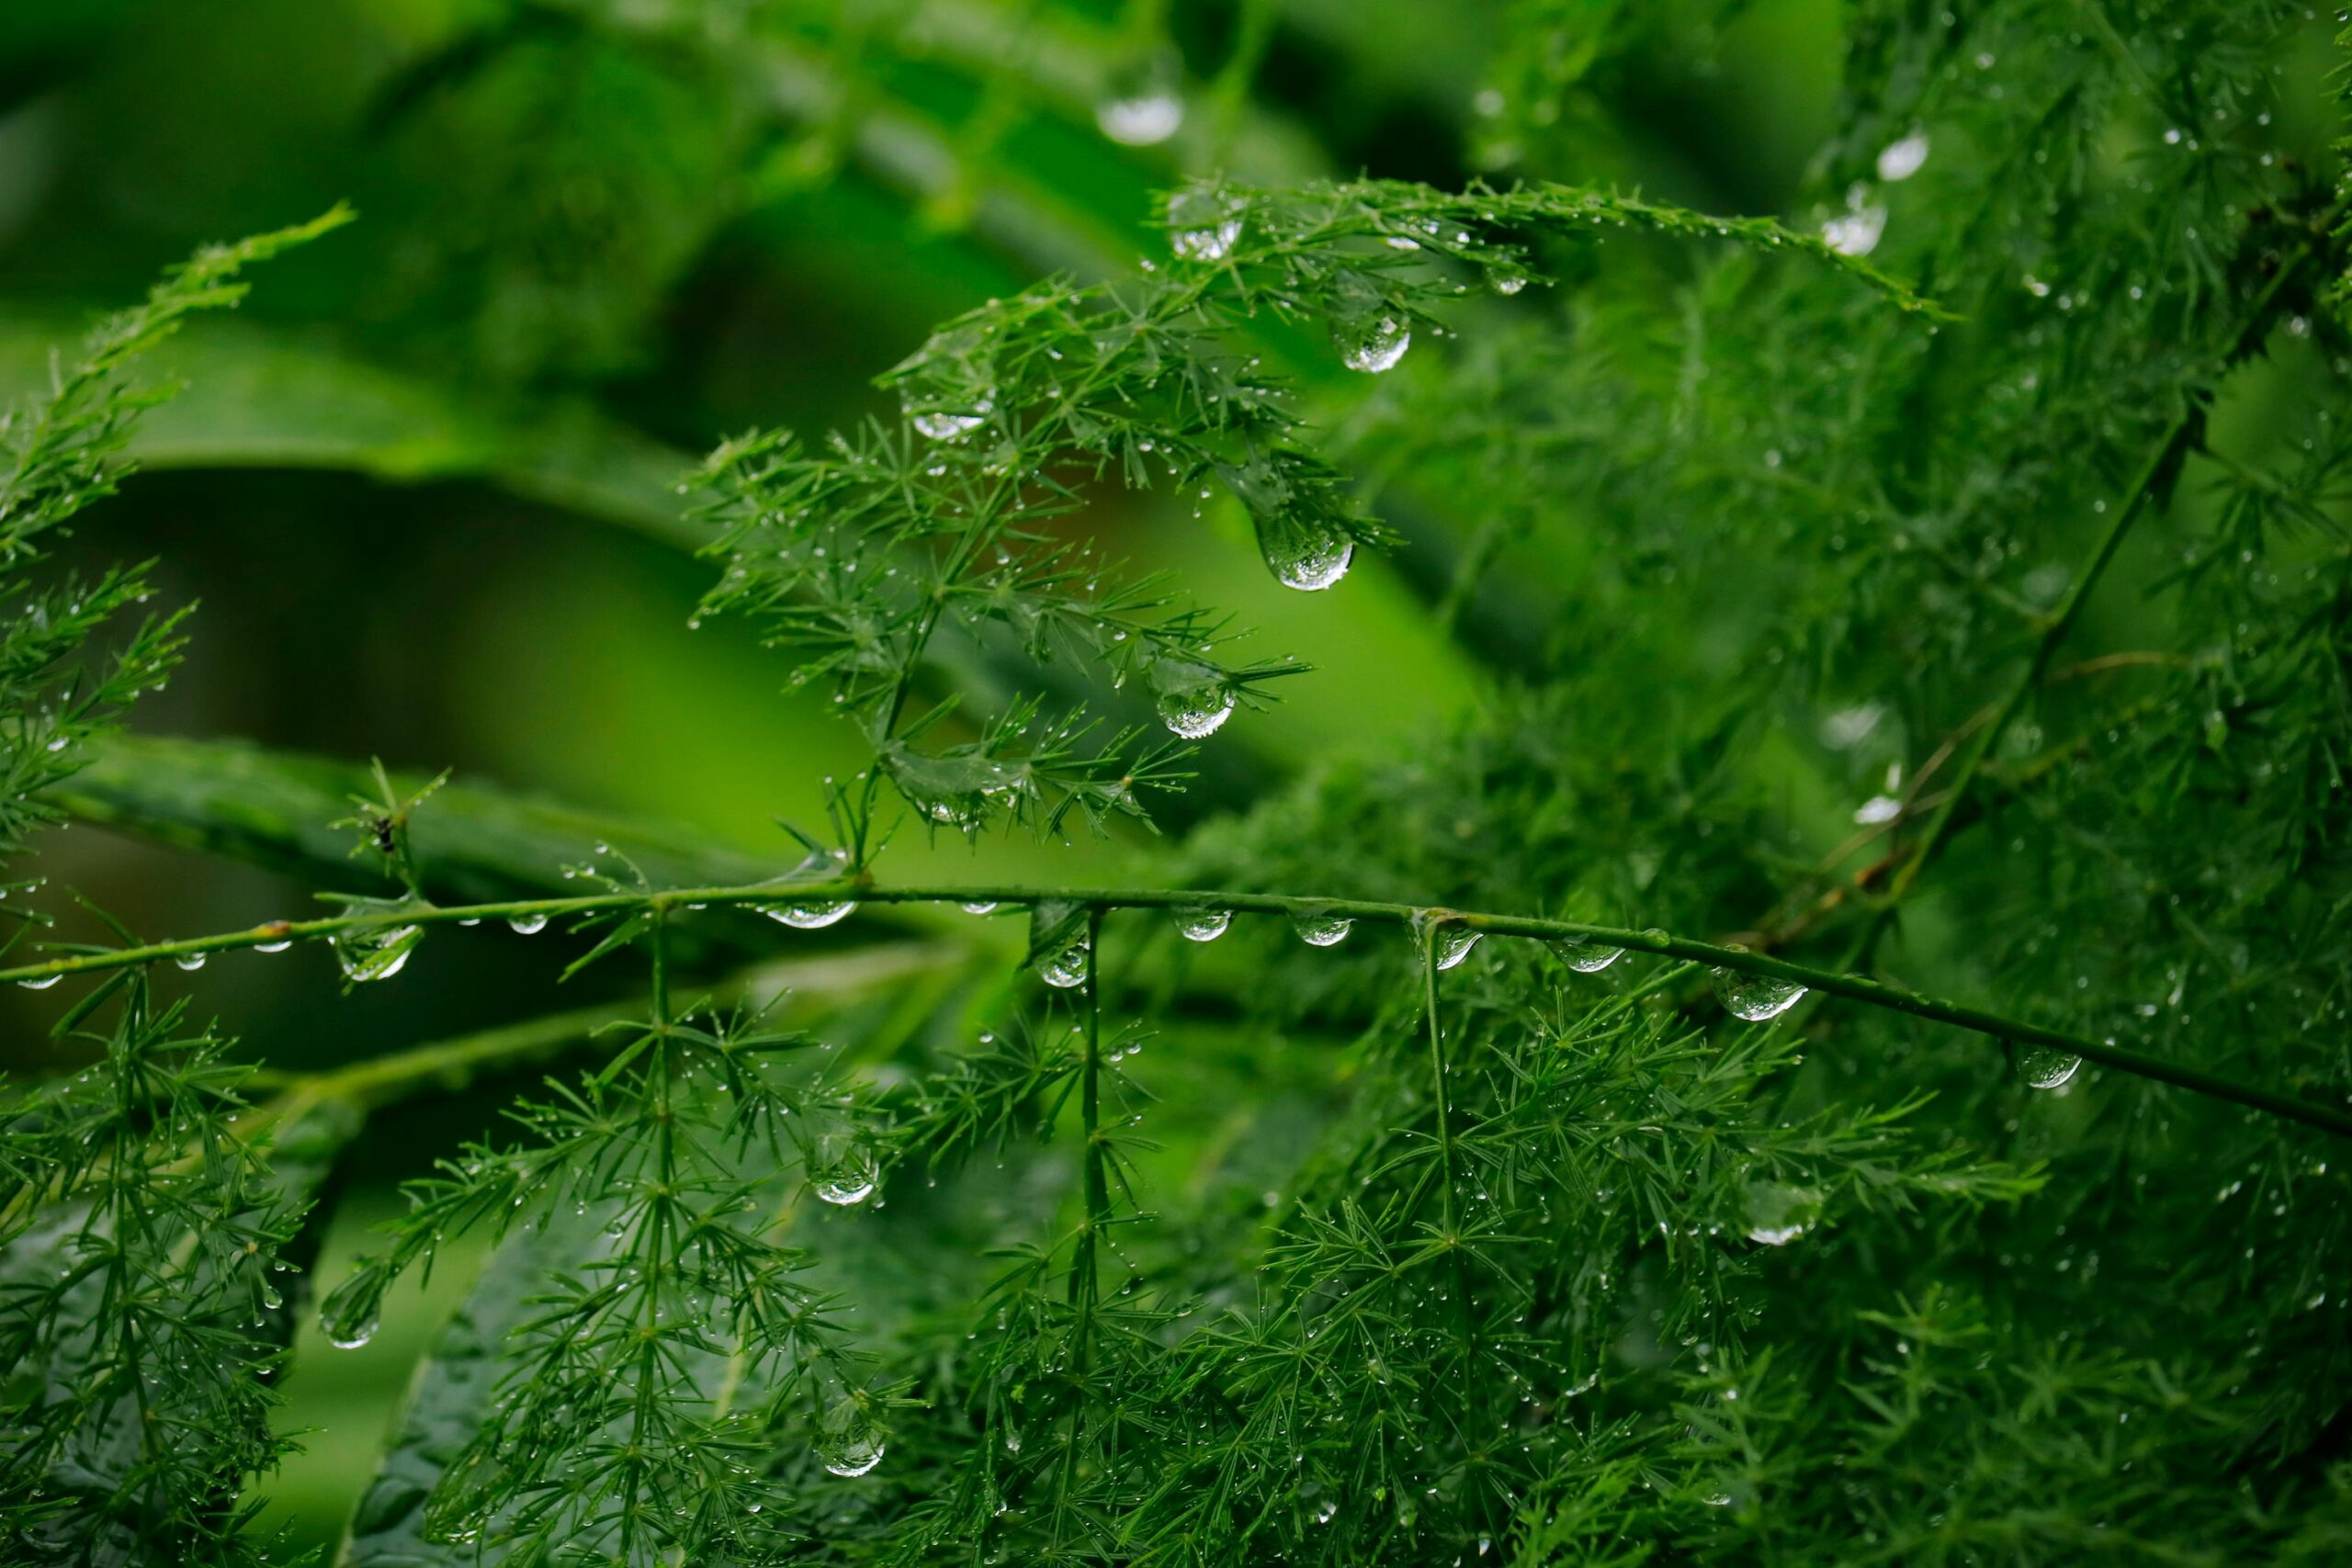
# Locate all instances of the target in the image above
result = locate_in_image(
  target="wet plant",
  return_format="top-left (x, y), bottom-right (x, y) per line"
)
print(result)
top-left (2, 4), bottom-right (2351, 1565)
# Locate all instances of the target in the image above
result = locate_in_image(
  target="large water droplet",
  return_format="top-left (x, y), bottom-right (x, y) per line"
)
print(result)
top-left (912, 410), bottom-right (984, 441)
top-left (1255, 513), bottom-right (1353, 592)
top-left (1713, 966), bottom-right (1806, 1022)
top-left (1742, 1181), bottom-right (1822, 1247)
top-left (17, 973), bottom-right (59, 990)
top-left (1291, 908), bottom-right (1352, 947)
top-left (763, 846), bottom-right (857, 929)
top-left (507, 912), bottom-right (548, 936)
top-left (1031, 900), bottom-right (1091, 988)
top-left (1415, 914), bottom-right (1480, 971)
top-left (1336, 312), bottom-right (1411, 374)
top-left (334, 920), bottom-right (422, 985)
top-left (811, 1141), bottom-right (880, 1206)
top-left (2018, 1046), bottom-right (2081, 1089)
top-left (817, 1396), bottom-right (888, 1478)
top-left (1546, 937), bottom-right (1621, 974)
top-left (1168, 188), bottom-right (1242, 261)
top-left (1095, 53), bottom-right (1183, 145)
top-left (173, 953), bottom-right (207, 972)
top-left (1821, 184), bottom-right (1887, 257)
top-left (1177, 908), bottom-right (1232, 942)
top-left (1150, 659), bottom-right (1236, 739)
top-left (320, 1265), bottom-right (387, 1349)
top-left (1875, 129), bottom-right (1930, 182)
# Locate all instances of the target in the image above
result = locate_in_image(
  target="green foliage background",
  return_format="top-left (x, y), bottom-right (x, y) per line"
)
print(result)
top-left (0, 1), bottom-right (2349, 1563)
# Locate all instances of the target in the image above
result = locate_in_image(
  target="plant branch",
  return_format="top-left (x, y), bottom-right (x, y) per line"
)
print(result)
top-left (4, 881), bottom-right (2345, 1139)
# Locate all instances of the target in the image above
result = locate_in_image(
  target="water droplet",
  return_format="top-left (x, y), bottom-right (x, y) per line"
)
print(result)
top-left (912, 410), bottom-right (985, 441)
top-left (17, 973), bottom-right (59, 990)
top-left (1291, 908), bottom-right (1352, 947)
top-left (1150, 659), bottom-right (1237, 739)
top-left (334, 920), bottom-right (423, 985)
top-left (1096, 55), bottom-right (1184, 145)
top-left (817, 1396), bottom-right (888, 1477)
top-left (1336, 312), bottom-right (1411, 374)
top-left (1414, 913), bottom-right (1480, 971)
top-left (763, 846), bottom-right (857, 928)
top-left (320, 1265), bottom-right (386, 1349)
top-left (1035, 921), bottom-right (1091, 989)
top-left (255, 938), bottom-right (291, 953)
top-left (1821, 184), bottom-right (1886, 257)
top-left (2018, 1046), bottom-right (2081, 1089)
top-left (1712, 966), bottom-right (1806, 1022)
top-left (507, 912), bottom-right (548, 935)
top-left (1546, 937), bottom-right (1621, 973)
top-left (1256, 514), bottom-right (1353, 592)
top-left (1177, 908), bottom-right (1231, 942)
top-left (1875, 130), bottom-right (1930, 181)
top-left (173, 953), bottom-right (207, 972)
top-left (960, 900), bottom-right (1000, 916)
top-left (1742, 1181), bottom-right (1822, 1246)
top-left (1169, 188), bottom-right (1242, 262)
top-left (1485, 257), bottom-right (1530, 296)
top-left (811, 1141), bottom-right (880, 1206)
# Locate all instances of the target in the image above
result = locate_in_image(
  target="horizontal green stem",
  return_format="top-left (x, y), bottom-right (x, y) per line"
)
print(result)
top-left (6, 879), bottom-right (2345, 1140)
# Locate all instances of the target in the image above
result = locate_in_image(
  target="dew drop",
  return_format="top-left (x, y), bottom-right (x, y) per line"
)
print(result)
top-left (1169, 188), bottom-right (1243, 262)
top-left (1096, 54), bottom-right (1184, 146)
top-left (1546, 937), bottom-right (1622, 973)
top-left (959, 900), bottom-right (1000, 916)
top-left (1336, 313), bottom-right (1411, 374)
top-left (1712, 966), bottom-right (1806, 1022)
top-left (1177, 908), bottom-right (1232, 942)
top-left (1742, 1181), bottom-right (1822, 1247)
top-left (1875, 130), bottom-right (1930, 182)
top-left (507, 912), bottom-right (549, 935)
top-left (17, 973), bottom-right (59, 990)
top-left (817, 1396), bottom-right (888, 1478)
top-left (2018, 1046), bottom-right (2081, 1089)
top-left (1414, 914), bottom-right (1480, 971)
top-left (811, 1141), bottom-right (880, 1206)
top-left (174, 953), bottom-right (207, 972)
top-left (334, 922), bottom-right (422, 985)
top-left (1150, 659), bottom-right (1237, 739)
top-left (1291, 908), bottom-right (1353, 947)
top-left (319, 1266), bottom-right (387, 1350)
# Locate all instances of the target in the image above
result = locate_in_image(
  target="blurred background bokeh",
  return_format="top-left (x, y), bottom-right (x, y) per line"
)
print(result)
top-left (0, 2), bottom-right (2336, 1558)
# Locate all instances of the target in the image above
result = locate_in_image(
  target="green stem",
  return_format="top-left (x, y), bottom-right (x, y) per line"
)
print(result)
top-left (5, 881), bottom-right (2346, 1139)
top-left (1868, 205), bottom-right (2335, 941)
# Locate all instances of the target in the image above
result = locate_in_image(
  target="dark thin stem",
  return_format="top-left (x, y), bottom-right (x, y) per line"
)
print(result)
top-left (1866, 205), bottom-right (2335, 951)
top-left (5, 881), bottom-right (2346, 1140)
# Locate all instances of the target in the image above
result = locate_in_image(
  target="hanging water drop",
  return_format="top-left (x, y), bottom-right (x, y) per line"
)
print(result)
top-left (319, 1265), bottom-right (387, 1350)
top-left (1177, 908), bottom-right (1232, 942)
top-left (1096, 54), bottom-right (1184, 146)
top-left (1150, 659), bottom-right (1237, 739)
top-left (1713, 966), bottom-right (1806, 1022)
top-left (174, 953), bottom-right (207, 972)
top-left (1291, 908), bottom-right (1352, 947)
top-left (1876, 129), bottom-right (1930, 181)
top-left (1336, 312), bottom-right (1411, 374)
top-left (1742, 1181), bottom-right (1823, 1246)
top-left (811, 1140), bottom-right (880, 1206)
top-left (1414, 913), bottom-right (1480, 971)
top-left (17, 973), bottom-right (59, 990)
top-left (816, 1395), bottom-right (888, 1478)
top-left (960, 900), bottom-right (1000, 915)
top-left (1168, 188), bottom-right (1243, 262)
top-left (507, 912), bottom-right (548, 935)
top-left (333, 919), bottom-right (423, 985)
top-left (1547, 936), bottom-right (1622, 973)
top-left (2018, 1045), bottom-right (2081, 1089)
top-left (1256, 513), bottom-right (1353, 592)
top-left (763, 845), bottom-right (857, 929)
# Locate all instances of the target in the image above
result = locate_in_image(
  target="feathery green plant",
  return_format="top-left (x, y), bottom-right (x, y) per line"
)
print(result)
top-left (3, 3), bottom-right (2352, 1565)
